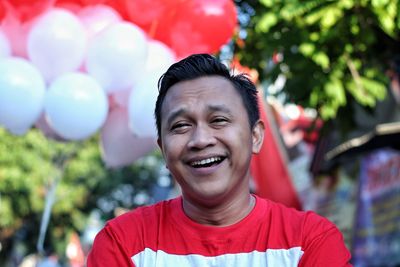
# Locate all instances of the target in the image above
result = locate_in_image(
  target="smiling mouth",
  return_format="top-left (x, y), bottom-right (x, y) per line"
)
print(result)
top-left (189, 156), bottom-right (225, 168)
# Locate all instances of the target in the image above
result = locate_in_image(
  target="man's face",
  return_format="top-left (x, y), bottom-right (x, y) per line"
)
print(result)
top-left (158, 76), bottom-right (264, 206)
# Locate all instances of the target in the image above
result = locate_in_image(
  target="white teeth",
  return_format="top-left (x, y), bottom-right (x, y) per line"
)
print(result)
top-left (191, 157), bottom-right (221, 167)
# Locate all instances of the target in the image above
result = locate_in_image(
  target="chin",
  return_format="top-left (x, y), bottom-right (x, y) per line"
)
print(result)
top-left (190, 188), bottom-right (229, 204)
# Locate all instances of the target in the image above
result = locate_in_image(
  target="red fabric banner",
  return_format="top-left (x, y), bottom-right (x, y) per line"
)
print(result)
top-left (251, 94), bottom-right (302, 210)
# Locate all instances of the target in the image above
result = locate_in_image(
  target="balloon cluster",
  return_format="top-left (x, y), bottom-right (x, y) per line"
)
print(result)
top-left (0, 0), bottom-right (237, 167)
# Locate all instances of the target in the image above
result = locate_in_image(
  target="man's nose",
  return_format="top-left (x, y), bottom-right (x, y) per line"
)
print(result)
top-left (187, 124), bottom-right (216, 149)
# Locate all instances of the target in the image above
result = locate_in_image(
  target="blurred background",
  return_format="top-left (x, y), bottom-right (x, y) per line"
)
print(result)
top-left (0, 0), bottom-right (399, 266)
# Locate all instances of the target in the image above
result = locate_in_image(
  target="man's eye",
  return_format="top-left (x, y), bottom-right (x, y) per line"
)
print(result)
top-left (171, 122), bottom-right (190, 131)
top-left (211, 117), bottom-right (229, 124)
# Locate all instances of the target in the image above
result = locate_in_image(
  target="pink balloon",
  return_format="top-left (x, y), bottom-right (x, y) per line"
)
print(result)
top-left (100, 107), bottom-right (156, 168)
top-left (0, 29), bottom-right (11, 58)
top-left (0, 12), bottom-right (34, 57)
top-left (35, 113), bottom-right (65, 141)
top-left (111, 88), bottom-right (131, 107)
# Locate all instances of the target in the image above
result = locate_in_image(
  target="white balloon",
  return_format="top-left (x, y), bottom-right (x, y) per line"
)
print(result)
top-left (100, 107), bottom-right (156, 168)
top-left (27, 9), bottom-right (87, 82)
top-left (126, 40), bottom-right (175, 137)
top-left (112, 40), bottom-right (175, 108)
top-left (0, 57), bottom-right (45, 134)
top-left (146, 40), bottom-right (176, 78)
top-left (45, 72), bottom-right (108, 140)
top-left (85, 22), bottom-right (148, 93)
top-left (77, 4), bottom-right (122, 38)
top-left (0, 30), bottom-right (11, 58)
top-left (128, 72), bottom-right (160, 138)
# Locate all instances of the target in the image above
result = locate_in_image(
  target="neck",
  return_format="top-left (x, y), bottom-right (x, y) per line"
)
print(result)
top-left (182, 193), bottom-right (256, 227)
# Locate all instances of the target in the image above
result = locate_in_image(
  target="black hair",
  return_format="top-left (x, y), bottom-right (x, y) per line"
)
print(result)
top-left (154, 53), bottom-right (259, 139)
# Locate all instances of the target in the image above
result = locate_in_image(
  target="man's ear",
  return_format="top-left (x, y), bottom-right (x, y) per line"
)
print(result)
top-left (252, 120), bottom-right (265, 154)
top-left (157, 138), bottom-right (169, 169)
top-left (157, 138), bottom-right (163, 151)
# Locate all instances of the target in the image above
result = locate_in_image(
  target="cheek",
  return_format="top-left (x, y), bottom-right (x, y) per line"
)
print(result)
top-left (226, 130), bottom-right (253, 161)
top-left (162, 136), bottom-right (185, 160)
top-left (225, 128), bottom-right (252, 147)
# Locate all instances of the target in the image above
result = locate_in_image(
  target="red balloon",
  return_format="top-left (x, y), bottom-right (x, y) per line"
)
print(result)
top-left (186, 0), bottom-right (237, 51)
top-left (54, 0), bottom-right (84, 13)
top-left (4, 0), bottom-right (55, 22)
top-left (160, 20), bottom-right (210, 59)
top-left (82, 0), bottom-right (128, 18)
top-left (154, 0), bottom-right (237, 58)
top-left (124, 0), bottom-right (180, 35)
top-left (55, 0), bottom-right (127, 17)
top-left (0, 2), bottom-right (6, 22)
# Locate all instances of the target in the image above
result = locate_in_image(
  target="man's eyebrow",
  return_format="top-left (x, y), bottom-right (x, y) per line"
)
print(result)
top-left (207, 104), bottom-right (233, 115)
top-left (164, 104), bottom-right (233, 126)
top-left (165, 108), bottom-right (187, 126)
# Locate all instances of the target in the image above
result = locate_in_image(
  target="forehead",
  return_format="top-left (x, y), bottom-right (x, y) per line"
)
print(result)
top-left (161, 76), bottom-right (246, 117)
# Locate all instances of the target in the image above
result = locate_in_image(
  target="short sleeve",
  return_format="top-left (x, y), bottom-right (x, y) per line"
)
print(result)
top-left (299, 212), bottom-right (352, 267)
top-left (87, 224), bottom-right (135, 267)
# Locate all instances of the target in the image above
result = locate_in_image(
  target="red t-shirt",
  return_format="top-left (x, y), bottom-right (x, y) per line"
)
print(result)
top-left (87, 195), bottom-right (352, 266)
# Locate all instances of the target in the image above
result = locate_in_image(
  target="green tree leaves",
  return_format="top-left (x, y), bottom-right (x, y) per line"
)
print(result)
top-left (235, 0), bottom-right (398, 134)
top-left (0, 127), bottom-right (159, 262)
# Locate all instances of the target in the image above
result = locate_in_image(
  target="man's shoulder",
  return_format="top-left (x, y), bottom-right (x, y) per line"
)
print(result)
top-left (257, 196), bottom-right (336, 232)
top-left (107, 197), bottom-right (180, 230)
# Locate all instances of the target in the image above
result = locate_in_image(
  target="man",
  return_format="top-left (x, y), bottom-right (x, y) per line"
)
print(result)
top-left (87, 54), bottom-right (352, 266)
